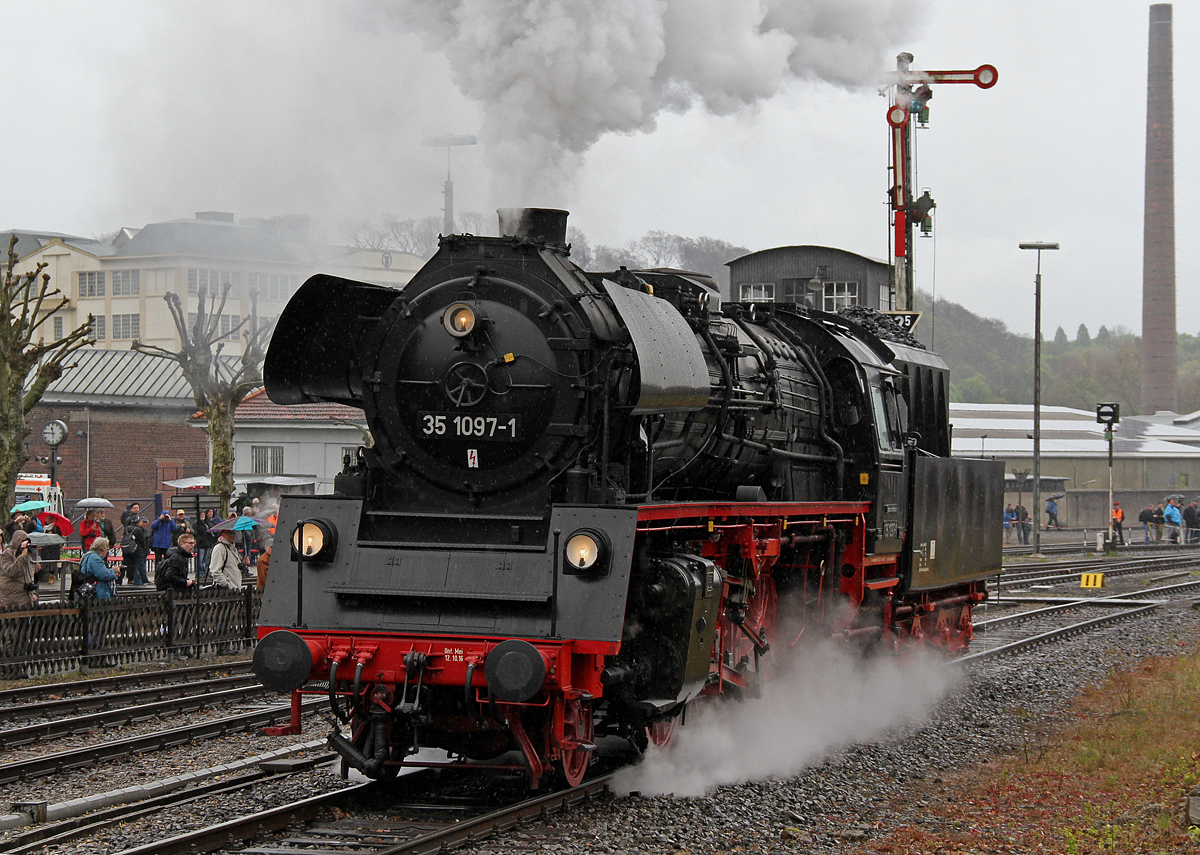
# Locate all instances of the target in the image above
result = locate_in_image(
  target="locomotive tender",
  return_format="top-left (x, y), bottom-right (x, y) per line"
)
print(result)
top-left (253, 208), bottom-right (1002, 786)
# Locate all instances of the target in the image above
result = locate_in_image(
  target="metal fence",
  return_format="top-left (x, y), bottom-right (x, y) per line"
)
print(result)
top-left (0, 588), bottom-right (262, 678)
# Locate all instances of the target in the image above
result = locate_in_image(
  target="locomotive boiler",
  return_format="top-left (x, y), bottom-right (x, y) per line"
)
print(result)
top-left (253, 208), bottom-right (1002, 787)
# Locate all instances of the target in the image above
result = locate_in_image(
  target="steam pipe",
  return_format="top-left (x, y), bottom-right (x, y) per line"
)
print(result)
top-left (328, 661), bottom-right (350, 723)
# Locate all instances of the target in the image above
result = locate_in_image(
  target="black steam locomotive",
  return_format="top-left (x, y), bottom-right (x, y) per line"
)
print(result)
top-left (253, 208), bottom-right (1002, 786)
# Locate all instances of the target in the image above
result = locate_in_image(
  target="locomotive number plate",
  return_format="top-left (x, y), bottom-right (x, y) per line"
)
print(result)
top-left (419, 412), bottom-right (522, 441)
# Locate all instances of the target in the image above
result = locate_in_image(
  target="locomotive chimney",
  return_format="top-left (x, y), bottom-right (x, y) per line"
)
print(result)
top-left (497, 208), bottom-right (569, 246)
top-left (1141, 3), bottom-right (1176, 414)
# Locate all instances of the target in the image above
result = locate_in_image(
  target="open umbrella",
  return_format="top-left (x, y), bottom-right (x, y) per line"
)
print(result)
top-left (208, 515), bottom-right (261, 533)
top-left (26, 531), bottom-right (66, 547)
top-left (37, 511), bottom-right (74, 536)
top-left (74, 497), bottom-right (115, 509)
top-left (1047, 493), bottom-right (1066, 501)
top-left (11, 500), bottom-right (49, 513)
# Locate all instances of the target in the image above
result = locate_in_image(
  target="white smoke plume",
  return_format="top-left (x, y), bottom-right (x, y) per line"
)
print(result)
top-left (390, 0), bottom-right (928, 206)
top-left (102, 2), bottom-right (924, 235)
top-left (613, 642), bottom-right (953, 798)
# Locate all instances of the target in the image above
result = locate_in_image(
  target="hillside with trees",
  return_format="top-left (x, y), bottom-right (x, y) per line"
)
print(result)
top-left (914, 290), bottom-right (1200, 417)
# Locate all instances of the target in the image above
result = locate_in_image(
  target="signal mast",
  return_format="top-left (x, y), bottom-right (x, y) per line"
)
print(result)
top-left (887, 54), bottom-right (997, 311)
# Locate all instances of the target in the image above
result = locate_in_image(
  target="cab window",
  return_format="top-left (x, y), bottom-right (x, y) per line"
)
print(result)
top-left (871, 385), bottom-right (901, 451)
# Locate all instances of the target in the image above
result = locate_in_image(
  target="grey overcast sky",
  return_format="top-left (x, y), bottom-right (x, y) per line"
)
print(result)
top-left (1, 1), bottom-right (1193, 342)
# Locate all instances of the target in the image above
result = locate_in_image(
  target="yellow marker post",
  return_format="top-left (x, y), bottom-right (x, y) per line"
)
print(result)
top-left (1080, 572), bottom-right (1105, 589)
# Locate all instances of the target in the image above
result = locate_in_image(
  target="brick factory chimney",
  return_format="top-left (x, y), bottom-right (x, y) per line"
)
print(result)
top-left (1141, 3), bottom-right (1176, 414)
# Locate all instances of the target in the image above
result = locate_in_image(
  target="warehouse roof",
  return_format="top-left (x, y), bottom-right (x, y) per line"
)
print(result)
top-left (950, 403), bottom-right (1200, 458)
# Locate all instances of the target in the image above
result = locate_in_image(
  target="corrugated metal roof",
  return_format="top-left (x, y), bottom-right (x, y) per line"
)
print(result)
top-left (950, 403), bottom-right (1200, 459)
top-left (40, 349), bottom-right (239, 408)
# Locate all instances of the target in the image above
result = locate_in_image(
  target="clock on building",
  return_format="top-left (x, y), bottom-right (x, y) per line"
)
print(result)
top-left (41, 419), bottom-right (67, 447)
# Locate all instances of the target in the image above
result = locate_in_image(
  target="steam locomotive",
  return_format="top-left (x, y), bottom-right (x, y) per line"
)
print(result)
top-left (253, 208), bottom-right (1002, 787)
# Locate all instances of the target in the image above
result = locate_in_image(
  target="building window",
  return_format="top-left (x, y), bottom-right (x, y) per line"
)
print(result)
top-left (111, 313), bottom-right (140, 340)
top-left (739, 282), bottom-right (775, 302)
top-left (250, 445), bottom-right (284, 474)
top-left (249, 272), bottom-right (299, 301)
top-left (823, 281), bottom-right (858, 312)
top-left (53, 317), bottom-right (63, 339)
top-left (94, 316), bottom-right (106, 340)
top-left (187, 268), bottom-right (240, 296)
top-left (78, 271), bottom-right (105, 298)
top-left (111, 270), bottom-right (140, 296)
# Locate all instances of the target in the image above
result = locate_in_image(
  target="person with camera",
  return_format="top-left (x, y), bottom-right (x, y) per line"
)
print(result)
top-left (81, 537), bottom-right (119, 600)
top-left (149, 511), bottom-right (178, 567)
top-left (208, 529), bottom-right (245, 590)
top-left (0, 531), bottom-right (37, 609)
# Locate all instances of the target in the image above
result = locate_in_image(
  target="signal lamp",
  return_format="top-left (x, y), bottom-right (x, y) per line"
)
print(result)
top-left (291, 518), bottom-right (337, 563)
top-left (563, 529), bottom-right (610, 576)
top-left (443, 302), bottom-right (477, 337)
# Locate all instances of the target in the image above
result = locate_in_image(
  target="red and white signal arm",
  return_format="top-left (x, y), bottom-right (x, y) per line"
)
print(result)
top-left (883, 311), bottom-right (923, 332)
top-left (887, 104), bottom-right (909, 128)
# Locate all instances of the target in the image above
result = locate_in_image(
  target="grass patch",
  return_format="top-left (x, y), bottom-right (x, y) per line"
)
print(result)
top-left (863, 640), bottom-right (1200, 853)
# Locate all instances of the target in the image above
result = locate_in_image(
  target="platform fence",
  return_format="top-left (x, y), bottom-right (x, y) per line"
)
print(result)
top-left (0, 587), bottom-right (262, 677)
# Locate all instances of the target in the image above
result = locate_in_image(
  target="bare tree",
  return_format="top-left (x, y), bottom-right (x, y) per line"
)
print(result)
top-left (132, 286), bottom-right (272, 515)
top-left (0, 237), bottom-right (94, 523)
top-left (633, 230), bottom-right (685, 268)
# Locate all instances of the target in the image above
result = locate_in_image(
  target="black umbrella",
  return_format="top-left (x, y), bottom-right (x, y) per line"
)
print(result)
top-left (1047, 493), bottom-right (1065, 501)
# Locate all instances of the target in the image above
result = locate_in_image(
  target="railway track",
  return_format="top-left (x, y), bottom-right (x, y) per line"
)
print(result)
top-left (114, 771), bottom-right (612, 855)
top-left (962, 578), bottom-right (1200, 665)
top-left (2, 762), bottom-right (328, 855)
top-left (0, 697), bottom-right (323, 785)
top-left (0, 659), bottom-right (253, 710)
top-left (996, 553), bottom-right (1200, 589)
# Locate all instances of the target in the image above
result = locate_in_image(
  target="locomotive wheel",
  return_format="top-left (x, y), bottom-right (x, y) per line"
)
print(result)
top-left (559, 699), bottom-right (594, 788)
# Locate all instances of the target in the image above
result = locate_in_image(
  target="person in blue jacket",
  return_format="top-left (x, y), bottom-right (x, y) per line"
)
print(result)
top-left (1164, 498), bottom-right (1183, 543)
top-left (81, 537), bottom-right (120, 600)
top-left (149, 512), bottom-right (178, 569)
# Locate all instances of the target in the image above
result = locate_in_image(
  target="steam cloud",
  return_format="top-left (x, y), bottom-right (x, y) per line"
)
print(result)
top-left (613, 642), bottom-right (953, 798)
top-left (389, 0), bottom-right (928, 205)
top-left (105, 1), bottom-right (925, 232)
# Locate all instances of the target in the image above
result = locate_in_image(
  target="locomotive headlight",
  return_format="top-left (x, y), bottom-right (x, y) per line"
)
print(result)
top-left (291, 518), bottom-right (338, 563)
top-left (563, 529), bottom-right (610, 577)
top-left (443, 302), bottom-right (477, 337)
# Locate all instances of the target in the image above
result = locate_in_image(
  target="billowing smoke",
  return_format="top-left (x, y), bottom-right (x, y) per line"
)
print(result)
top-left (103, 2), bottom-right (924, 234)
top-left (613, 642), bottom-right (953, 798)
top-left (389, 0), bottom-right (928, 205)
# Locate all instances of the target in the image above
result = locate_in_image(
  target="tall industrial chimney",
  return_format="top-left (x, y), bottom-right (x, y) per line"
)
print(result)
top-left (1141, 3), bottom-right (1176, 414)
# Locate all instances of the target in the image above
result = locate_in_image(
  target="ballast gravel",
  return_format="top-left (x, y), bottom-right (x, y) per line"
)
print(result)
top-left (3, 596), bottom-right (1197, 854)
top-left (461, 602), bottom-right (1200, 855)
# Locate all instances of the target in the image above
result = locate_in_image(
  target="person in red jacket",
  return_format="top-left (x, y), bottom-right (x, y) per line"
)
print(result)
top-left (79, 509), bottom-right (102, 552)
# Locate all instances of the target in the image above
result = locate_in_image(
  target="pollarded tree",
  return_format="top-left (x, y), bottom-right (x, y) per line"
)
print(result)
top-left (132, 285), bottom-right (272, 515)
top-left (0, 237), bottom-right (95, 524)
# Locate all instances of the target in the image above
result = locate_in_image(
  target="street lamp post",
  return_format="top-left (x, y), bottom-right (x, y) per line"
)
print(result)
top-left (1019, 242), bottom-right (1060, 556)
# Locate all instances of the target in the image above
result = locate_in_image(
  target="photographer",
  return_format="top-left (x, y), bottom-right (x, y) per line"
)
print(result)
top-left (208, 529), bottom-right (245, 590)
top-left (0, 531), bottom-right (37, 608)
top-left (80, 537), bottom-right (120, 601)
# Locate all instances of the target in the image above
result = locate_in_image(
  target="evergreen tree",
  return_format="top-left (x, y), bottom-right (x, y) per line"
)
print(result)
top-left (1097, 325), bottom-right (1110, 341)
top-left (1076, 324), bottom-right (1091, 345)
top-left (1054, 326), bottom-right (1068, 346)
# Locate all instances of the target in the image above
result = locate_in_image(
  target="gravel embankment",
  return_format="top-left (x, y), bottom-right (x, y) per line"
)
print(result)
top-left (461, 603), bottom-right (1200, 855)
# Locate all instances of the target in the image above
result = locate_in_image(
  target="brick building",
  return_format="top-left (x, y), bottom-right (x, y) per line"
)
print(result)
top-left (24, 350), bottom-right (214, 510)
